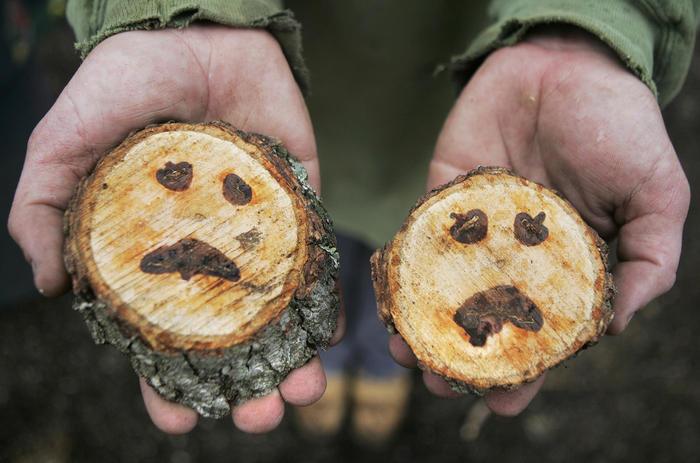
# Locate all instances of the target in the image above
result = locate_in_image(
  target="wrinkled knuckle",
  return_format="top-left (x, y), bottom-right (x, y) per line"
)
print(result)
top-left (661, 165), bottom-right (691, 217)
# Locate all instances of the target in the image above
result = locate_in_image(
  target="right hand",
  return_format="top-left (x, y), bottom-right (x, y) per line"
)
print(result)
top-left (8, 25), bottom-right (335, 435)
top-left (389, 26), bottom-right (690, 416)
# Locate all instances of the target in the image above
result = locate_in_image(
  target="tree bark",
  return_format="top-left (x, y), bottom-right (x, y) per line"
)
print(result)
top-left (64, 122), bottom-right (339, 418)
top-left (371, 167), bottom-right (614, 395)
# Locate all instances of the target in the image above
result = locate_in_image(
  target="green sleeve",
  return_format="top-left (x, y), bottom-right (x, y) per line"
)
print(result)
top-left (65, 0), bottom-right (308, 92)
top-left (451, 0), bottom-right (700, 107)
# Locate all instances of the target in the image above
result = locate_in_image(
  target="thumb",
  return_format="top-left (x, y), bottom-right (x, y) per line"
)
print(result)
top-left (7, 33), bottom-right (206, 296)
top-left (607, 173), bottom-right (690, 334)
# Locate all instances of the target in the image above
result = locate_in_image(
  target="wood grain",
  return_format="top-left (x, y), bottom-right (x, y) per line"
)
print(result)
top-left (371, 167), bottom-right (614, 394)
top-left (64, 122), bottom-right (339, 417)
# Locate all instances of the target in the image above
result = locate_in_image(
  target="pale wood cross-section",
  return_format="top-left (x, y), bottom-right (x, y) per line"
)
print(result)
top-left (64, 122), bottom-right (339, 418)
top-left (371, 167), bottom-right (614, 394)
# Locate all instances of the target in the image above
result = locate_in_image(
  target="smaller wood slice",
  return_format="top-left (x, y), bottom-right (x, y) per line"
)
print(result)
top-left (371, 167), bottom-right (614, 394)
top-left (64, 122), bottom-right (339, 418)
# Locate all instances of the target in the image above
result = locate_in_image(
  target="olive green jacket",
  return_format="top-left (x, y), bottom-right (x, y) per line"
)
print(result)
top-left (65, 0), bottom-right (700, 246)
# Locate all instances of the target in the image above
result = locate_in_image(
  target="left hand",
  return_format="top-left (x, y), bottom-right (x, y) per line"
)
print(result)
top-left (8, 25), bottom-right (344, 434)
top-left (389, 26), bottom-right (690, 415)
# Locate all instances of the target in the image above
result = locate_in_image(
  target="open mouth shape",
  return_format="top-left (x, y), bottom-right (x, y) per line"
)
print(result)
top-left (453, 285), bottom-right (544, 347)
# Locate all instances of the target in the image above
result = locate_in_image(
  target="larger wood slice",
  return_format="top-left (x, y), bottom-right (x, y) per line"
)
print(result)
top-left (64, 122), bottom-right (339, 418)
top-left (371, 167), bottom-right (614, 394)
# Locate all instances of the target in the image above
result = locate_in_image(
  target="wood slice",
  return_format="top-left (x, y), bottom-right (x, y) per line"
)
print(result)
top-left (64, 122), bottom-right (339, 418)
top-left (371, 167), bottom-right (614, 394)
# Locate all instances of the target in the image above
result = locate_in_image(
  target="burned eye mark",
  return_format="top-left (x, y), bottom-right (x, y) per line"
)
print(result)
top-left (453, 285), bottom-right (544, 347)
top-left (514, 211), bottom-right (549, 246)
top-left (140, 238), bottom-right (240, 282)
top-left (156, 161), bottom-right (193, 191)
top-left (223, 173), bottom-right (252, 206)
top-left (449, 209), bottom-right (488, 244)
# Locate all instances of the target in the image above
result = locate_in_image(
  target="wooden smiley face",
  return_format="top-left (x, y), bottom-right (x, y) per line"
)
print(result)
top-left (80, 127), bottom-right (307, 348)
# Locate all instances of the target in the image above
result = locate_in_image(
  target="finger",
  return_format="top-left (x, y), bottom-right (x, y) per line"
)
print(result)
top-left (422, 371), bottom-right (461, 398)
top-left (139, 378), bottom-right (198, 434)
top-left (607, 175), bottom-right (690, 334)
top-left (232, 388), bottom-right (285, 433)
top-left (484, 373), bottom-right (546, 416)
top-left (7, 201), bottom-right (68, 296)
top-left (7, 31), bottom-right (207, 296)
top-left (388, 334), bottom-right (417, 368)
top-left (278, 356), bottom-right (326, 406)
top-left (608, 215), bottom-right (686, 334)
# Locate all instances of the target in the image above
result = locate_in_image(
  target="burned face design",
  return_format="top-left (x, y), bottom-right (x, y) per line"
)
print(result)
top-left (139, 161), bottom-right (255, 283)
top-left (88, 130), bottom-right (302, 339)
top-left (391, 173), bottom-right (604, 380)
top-left (448, 208), bottom-right (549, 346)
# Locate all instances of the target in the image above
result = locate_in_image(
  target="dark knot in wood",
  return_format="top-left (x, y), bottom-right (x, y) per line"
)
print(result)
top-left (140, 238), bottom-right (241, 282)
top-left (453, 285), bottom-right (544, 347)
top-left (156, 161), bottom-right (193, 191)
top-left (514, 211), bottom-right (548, 246)
top-left (449, 209), bottom-right (488, 244)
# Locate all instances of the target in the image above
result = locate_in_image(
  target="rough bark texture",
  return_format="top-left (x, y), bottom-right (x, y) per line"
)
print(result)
top-left (371, 167), bottom-right (615, 395)
top-left (64, 122), bottom-right (339, 418)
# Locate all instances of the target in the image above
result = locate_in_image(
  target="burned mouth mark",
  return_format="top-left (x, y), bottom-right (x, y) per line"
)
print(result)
top-left (156, 161), bottom-right (193, 191)
top-left (453, 285), bottom-right (544, 347)
top-left (140, 238), bottom-right (240, 282)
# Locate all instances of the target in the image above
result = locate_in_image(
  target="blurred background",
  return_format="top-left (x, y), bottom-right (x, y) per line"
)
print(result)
top-left (1, 1), bottom-right (699, 462)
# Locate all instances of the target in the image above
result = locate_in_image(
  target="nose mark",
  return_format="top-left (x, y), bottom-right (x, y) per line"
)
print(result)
top-left (223, 173), bottom-right (252, 205)
top-left (453, 285), bottom-right (544, 347)
top-left (235, 229), bottom-right (262, 252)
top-left (156, 161), bottom-right (193, 191)
top-left (449, 209), bottom-right (488, 244)
top-left (140, 238), bottom-right (240, 282)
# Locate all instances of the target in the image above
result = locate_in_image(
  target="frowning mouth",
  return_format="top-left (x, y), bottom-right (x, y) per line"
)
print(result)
top-left (139, 238), bottom-right (240, 282)
top-left (453, 285), bottom-right (544, 347)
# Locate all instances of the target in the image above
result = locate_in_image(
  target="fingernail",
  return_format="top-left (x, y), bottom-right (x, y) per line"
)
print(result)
top-left (625, 312), bottom-right (634, 325)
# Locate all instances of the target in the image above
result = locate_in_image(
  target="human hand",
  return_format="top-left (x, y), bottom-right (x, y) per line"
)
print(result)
top-left (390, 26), bottom-right (690, 415)
top-left (8, 25), bottom-right (344, 434)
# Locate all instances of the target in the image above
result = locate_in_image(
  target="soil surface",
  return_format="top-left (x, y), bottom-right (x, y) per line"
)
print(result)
top-left (1, 10), bottom-right (699, 463)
